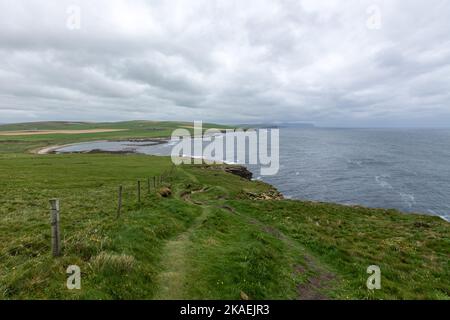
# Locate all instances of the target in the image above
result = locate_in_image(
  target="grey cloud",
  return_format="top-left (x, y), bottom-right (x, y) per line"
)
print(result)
top-left (0, 0), bottom-right (450, 126)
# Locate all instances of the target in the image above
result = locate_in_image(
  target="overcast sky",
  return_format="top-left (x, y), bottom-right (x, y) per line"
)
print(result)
top-left (0, 0), bottom-right (449, 127)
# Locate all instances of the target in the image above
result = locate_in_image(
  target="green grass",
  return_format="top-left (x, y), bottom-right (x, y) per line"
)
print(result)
top-left (0, 121), bottom-right (448, 300)
top-left (0, 120), bottom-right (231, 153)
top-left (226, 200), bottom-right (450, 299)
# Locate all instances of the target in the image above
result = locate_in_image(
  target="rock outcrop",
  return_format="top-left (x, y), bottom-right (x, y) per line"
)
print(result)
top-left (223, 166), bottom-right (253, 180)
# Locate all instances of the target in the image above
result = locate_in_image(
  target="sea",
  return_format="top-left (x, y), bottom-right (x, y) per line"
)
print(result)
top-left (56, 128), bottom-right (450, 221)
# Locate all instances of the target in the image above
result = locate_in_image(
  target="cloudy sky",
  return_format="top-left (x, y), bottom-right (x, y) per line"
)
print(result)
top-left (0, 0), bottom-right (449, 127)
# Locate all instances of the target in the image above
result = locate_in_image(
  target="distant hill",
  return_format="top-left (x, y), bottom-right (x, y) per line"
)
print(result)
top-left (275, 122), bottom-right (315, 128)
top-left (0, 120), bottom-right (231, 132)
top-left (239, 122), bottom-right (315, 129)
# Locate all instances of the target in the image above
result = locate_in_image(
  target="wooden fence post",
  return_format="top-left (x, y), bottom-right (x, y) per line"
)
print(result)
top-left (137, 180), bottom-right (141, 203)
top-left (117, 186), bottom-right (123, 218)
top-left (49, 199), bottom-right (61, 257)
top-left (147, 177), bottom-right (151, 194)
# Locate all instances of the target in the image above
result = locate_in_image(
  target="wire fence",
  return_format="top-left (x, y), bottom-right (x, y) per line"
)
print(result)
top-left (1, 165), bottom-right (178, 265)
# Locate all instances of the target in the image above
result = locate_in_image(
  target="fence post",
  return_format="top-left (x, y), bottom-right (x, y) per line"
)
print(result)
top-left (117, 186), bottom-right (123, 218)
top-left (154, 176), bottom-right (157, 188)
top-left (49, 199), bottom-right (61, 257)
top-left (147, 177), bottom-right (151, 194)
top-left (137, 180), bottom-right (141, 203)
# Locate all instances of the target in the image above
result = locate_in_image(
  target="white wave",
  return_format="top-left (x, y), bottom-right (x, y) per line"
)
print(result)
top-left (375, 175), bottom-right (393, 189)
top-left (347, 159), bottom-right (363, 167)
top-left (428, 210), bottom-right (450, 222)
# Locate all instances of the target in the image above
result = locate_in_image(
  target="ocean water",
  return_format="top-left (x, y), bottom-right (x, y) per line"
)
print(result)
top-left (261, 128), bottom-right (450, 222)
top-left (56, 128), bottom-right (450, 221)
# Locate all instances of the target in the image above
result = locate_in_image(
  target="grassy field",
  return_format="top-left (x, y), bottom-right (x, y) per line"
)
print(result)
top-left (0, 120), bottom-right (231, 153)
top-left (0, 121), bottom-right (449, 300)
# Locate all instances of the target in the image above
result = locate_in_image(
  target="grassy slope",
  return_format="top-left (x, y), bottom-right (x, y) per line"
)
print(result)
top-left (0, 121), bottom-right (448, 300)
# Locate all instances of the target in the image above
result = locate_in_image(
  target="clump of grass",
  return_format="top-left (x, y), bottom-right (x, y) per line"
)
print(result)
top-left (90, 252), bottom-right (135, 274)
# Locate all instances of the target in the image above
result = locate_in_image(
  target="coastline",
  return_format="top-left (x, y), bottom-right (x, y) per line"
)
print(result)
top-left (32, 137), bottom-right (169, 155)
top-left (33, 138), bottom-right (449, 222)
top-left (32, 142), bottom-right (88, 155)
